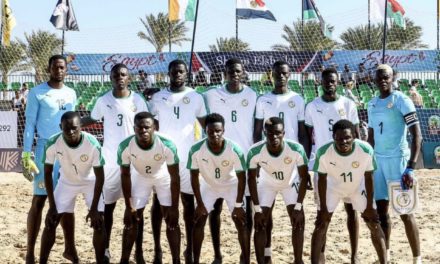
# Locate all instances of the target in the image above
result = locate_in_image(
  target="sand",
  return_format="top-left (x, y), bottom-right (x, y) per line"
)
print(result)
top-left (0, 170), bottom-right (439, 264)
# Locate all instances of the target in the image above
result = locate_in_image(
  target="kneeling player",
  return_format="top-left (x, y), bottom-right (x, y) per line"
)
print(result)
top-left (311, 120), bottom-right (387, 264)
top-left (188, 113), bottom-right (249, 264)
top-left (118, 112), bottom-right (181, 264)
top-left (39, 111), bottom-right (106, 264)
top-left (248, 117), bottom-right (309, 264)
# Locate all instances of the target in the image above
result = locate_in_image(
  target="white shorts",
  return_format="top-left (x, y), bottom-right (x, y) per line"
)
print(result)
top-left (320, 187), bottom-right (375, 213)
top-left (103, 167), bottom-right (123, 204)
top-left (54, 181), bottom-right (104, 213)
top-left (258, 180), bottom-right (299, 208)
top-left (199, 182), bottom-right (244, 213)
top-left (179, 162), bottom-right (193, 195)
top-left (131, 174), bottom-right (172, 209)
top-left (314, 172), bottom-right (351, 207)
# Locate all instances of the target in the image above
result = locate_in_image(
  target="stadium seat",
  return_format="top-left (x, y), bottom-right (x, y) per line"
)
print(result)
top-left (249, 80), bottom-right (261, 88)
top-left (431, 90), bottom-right (440, 97)
top-left (195, 86), bottom-right (206, 93)
top-left (425, 79), bottom-right (437, 88)
top-left (90, 81), bottom-right (101, 87)
top-left (288, 80), bottom-right (300, 87)
top-left (11, 82), bottom-right (21, 91)
top-left (304, 79), bottom-right (315, 86)
top-left (65, 81), bottom-right (75, 88)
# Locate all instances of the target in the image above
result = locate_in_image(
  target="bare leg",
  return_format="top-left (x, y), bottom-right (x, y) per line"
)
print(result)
top-left (26, 195), bottom-right (47, 264)
top-left (311, 213), bottom-right (333, 264)
top-left (39, 212), bottom-right (62, 264)
top-left (135, 210), bottom-right (146, 264)
top-left (209, 198), bottom-right (223, 263)
top-left (120, 208), bottom-right (143, 263)
top-left (61, 213), bottom-right (78, 263)
top-left (400, 214), bottom-right (421, 257)
top-left (192, 212), bottom-right (208, 264)
top-left (162, 206), bottom-right (181, 264)
top-left (181, 193), bottom-right (195, 264)
top-left (344, 203), bottom-right (359, 264)
top-left (93, 213), bottom-right (106, 264)
top-left (264, 201), bottom-right (275, 264)
top-left (254, 207), bottom-right (270, 264)
top-left (151, 194), bottom-right (163, 264)
top-left (245, 196), bottom-right (253, 264)
top-left (287, 205), bottom-right (304, 264)
top-left (365, 220), bottom-right (387, 264)
top-left (376, 200), bottom-right (391, 249)
top-left (233, 214), bottom-right (250, 264)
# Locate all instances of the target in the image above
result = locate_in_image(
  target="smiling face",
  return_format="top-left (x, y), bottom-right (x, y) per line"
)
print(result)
top-left (333, 128), bottom-right (355, 154)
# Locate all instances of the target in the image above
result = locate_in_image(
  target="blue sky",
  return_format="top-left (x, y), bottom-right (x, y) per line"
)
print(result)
top-left (6, 0), bottom-right (439, 53)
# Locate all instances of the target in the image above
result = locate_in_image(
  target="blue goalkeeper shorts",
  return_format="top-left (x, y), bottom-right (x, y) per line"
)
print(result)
top-left (374, 156), bottom-right (408, 201)
top-left (34, 139), bottom-right (60, 196)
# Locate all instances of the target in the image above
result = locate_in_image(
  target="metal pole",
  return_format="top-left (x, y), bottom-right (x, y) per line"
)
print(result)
top-left (437, 0), bottom-right (439, 82)
top-left (0, 0), bottom-right (4, 47)
top-left (188, 0), bottom-right (200, 85)
top-left (368, 0), bottom-right (371, 49)
top-left (236, 7), bottom-right (238, 50)
top-left (61, 30), bottom-right (65, 56)
top-left (168, 0), bottom-right (172, 52)
top-left (381, 0), bottom-right (388, 63)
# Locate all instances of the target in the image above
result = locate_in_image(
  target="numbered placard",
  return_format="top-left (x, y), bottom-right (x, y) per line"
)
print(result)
top-left (0, 111), bottom-right (17, 148)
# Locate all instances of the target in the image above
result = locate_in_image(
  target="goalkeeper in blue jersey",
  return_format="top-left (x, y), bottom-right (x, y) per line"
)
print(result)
top-left (367, 64), bottom-right (422, 264)
top-left (22, 55), bottom-right (78, 264)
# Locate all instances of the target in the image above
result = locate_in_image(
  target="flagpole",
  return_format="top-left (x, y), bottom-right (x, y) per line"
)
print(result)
top-left (381, 0), bottom-right (388, 63)
top-left (368, 0), bottom-right (371, 49)
top-left (168, 0), bottom-right (172, 52)
top-left (61, 30), bottom-right (65, 55)
top-left (437, 0), bottom-right (439, 82)
top-left (236, 7), bottom-right (238, 50)
top-left (188, 0), bottom-right (200, 86)
top-left (0, 0), bottom-right (3, 47)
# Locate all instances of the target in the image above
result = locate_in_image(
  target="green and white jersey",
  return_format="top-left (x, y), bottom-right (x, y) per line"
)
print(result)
top-left (117, 133), bottom-right (179, 179)
top-left (247, 139), bottom-right (308, 188)
top-left (43, 132), bottom-right (105, 185)
top-left (150, 87), bottom-right (207, 163)
top-left (91, 90), bottom-right (149, 166)
top-left (305, 96), bottom-right (359, 150)
top-left (314, 139), bottom-right (376, 196)
top-left (255, 91), bottom-right (305, 142)
top-left (187, 138), bottom-right (246, 189)
top-left (203, 85), bottom-right (257, 153)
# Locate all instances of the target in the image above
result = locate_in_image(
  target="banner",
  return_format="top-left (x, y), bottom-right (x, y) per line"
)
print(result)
top-left (417, 109), bottom-right (440, 168)
top-left (321, 50), bottom-right (438, 72)
top-left (0, 149), bottom-right (21, 172)
top-left (0, 111), bottom-right (17, 148)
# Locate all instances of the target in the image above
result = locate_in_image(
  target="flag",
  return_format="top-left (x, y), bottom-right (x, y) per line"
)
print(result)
top-left (236, 0), bottom-right (276, 21)
top-left (50, 0), bottom-right (79, 31)
top-left (169, 0), bottom-right (196, 21)
top-left (371, 0), bottom-right (406, 29)
top-left (2, 0), bottom-right (16, 46)
top-left (303, 0), bottom-right (332, 38)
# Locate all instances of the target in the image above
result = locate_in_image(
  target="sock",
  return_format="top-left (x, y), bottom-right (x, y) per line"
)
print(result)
top-left (264, 247), bottom-right (272, 257)
top-left (386, 249), bottom-right (390, 261)
top-left (413, 256), bottom-right (422, 264)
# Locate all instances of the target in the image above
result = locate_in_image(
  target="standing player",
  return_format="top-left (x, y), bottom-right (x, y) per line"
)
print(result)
top-left (305, 67), bottom-right (360, 263)
top-left (188, 113), bottom-right (249, 264)
top-left (368, 65), bottom-right (422, 264)
top-left (248, 117), bottom-right (309, 264)
top-left (118, 112), bottom-right (181, 264)
top-left (39, 112), bottom-right (106, 264)
top-left (81, 63), bottom-right (149, 263)
top-left (150, 59), bottom-right (207, 263)
top-left (311, 120), bottom-right (387, 264)
top-left (203, 57), bottom-right (257, 263)
top-left (254, 60), bottom-right (308, 263)
top-left (22, 55), bottom-right (78, 264)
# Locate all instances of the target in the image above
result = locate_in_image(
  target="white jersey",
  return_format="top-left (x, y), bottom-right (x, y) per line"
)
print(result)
top-left (255, 91), bottom-right (305, 141)
top-left (247, 139), bottom-right (308, 188)
top-left (314, 139), bottom-right (375, 196)
top-left (43, 132), bottom-right (105, 185)
top-left (117, 133), bottom-right (179, 179)
top-left (305, 96), bottom-right (359, 150)
top-left (91, 90), bottom-right (149, 167)
top-left (150, 87), bottom-right (207, 162)
top-left (203, 85), bottom-right (257, 153)
top-left (187, 138), bottom-right (246, 189)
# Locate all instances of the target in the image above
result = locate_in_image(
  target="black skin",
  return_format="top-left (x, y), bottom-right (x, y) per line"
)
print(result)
top-left (191, 121), bottom-right (249, 264)
top-left (120, 117), bottom-right (181, 264)
top-left (26, 58), bottom-right (78, 264)
top-left (367, 68), bottom-right (422, 258)
top-left (248, 123), bottom-right (309, 264)
top-left (39, 116), bottom-right (106, 264)
top-left (311, 128), bottom-right (387, 264)
top-left (304, 72), bottom-right (361, 263)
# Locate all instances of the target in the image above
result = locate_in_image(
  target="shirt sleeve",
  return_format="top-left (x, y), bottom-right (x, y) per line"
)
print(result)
top-left (90, 98), bottom-right (103, 121)
top-left (231, 144), bottom-right (247, 172)
top-left (196, 94), bottom-right (207, 118)
top-left (43, 144), bottom-right (56, 165)
top-left (23, 89), bottom-right (39, 152)
top-left (92, 145), bottom-right (105, 167)
top-left (255, 97), bottom-right (264, 120)
top-left (313, 148), bottom-right (327, 174)
top-left (246, 148), bottom-right (259, 170)
top-left (117, 144), bottom-right (130, 167)
top-left (297, 97), bottom-right (305, 121)
top-left (186, 149), bottom-right (199, 170)
top-left (163, 140), bottom-right (180, 165)
top-left (398, 94), bottom-right (417, 115)
top-left (304, 103), bottom-right (314, 127)
top-left (348, 100), bottom-right (359, 125)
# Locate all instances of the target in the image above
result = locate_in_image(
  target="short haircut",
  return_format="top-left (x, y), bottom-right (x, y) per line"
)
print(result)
top-left (264, 117), bottom-right (284, 131)
top-left (168, 59), bottom-right (188, 72)
top-left (134, 111), bottom-right (155, 124)
top-left (111, 63), bottom-right (128, 74)
top-left (411, 79), bottom-right (419, 85)
top-left (48, 54), bottom-right (67, 66)
top-left (225, 58), bottom-right (243, 70)
top-left (205, 113), bottom-right (225, 127)
top-left (322, 67), bottom-right (338, 79)
top-left (61, 111), bottom-right (80, 123)
top-left (272, 60), bottom-right (289, 70)
top-left (332, 119), bottom-right (355, 135)
top-left (376, 64), bottom-right (393, 74)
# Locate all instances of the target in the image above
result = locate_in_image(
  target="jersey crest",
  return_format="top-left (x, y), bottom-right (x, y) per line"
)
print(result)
top-left (80, 154), bottom-right (89, 162)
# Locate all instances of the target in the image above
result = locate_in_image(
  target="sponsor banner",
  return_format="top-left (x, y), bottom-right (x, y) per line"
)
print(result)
top-left (0, 149), bottom-right (21, 172)
top-left (321, 50), bottom-right (438, 72)
top-left (0, 111), bottom-right (17, 148)
top-left (417, 109), bottom-right (440, 168)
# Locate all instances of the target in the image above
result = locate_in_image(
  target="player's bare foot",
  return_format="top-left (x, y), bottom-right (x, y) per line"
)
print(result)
top-left (153, 250), bottom-right (163, 264)
top-left (63, 250), bottom-right (79, 263)
top-left (351, 255), bottom-right (360, 264)
top-left (211, 256), bottom-right (223, 264)
top-left (135, 250), bottom-right (146, 264)
top-left (264, 256), bottom-right (272, 264)
top-left (25, 254), bottom-right (35, 264)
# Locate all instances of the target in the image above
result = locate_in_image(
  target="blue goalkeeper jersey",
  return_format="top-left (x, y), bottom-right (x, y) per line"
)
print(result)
top-left (23, 82), bottom-right (77, 151)
top-left (367, 90), bottom-right (418, 158)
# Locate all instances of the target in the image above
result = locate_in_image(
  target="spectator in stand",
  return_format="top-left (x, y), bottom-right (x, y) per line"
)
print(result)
top-left (356, 63), bottom-right (370, 87)
top-left (409, 79), bottom-right (423, 108)
top-left (340, 64), bottom-right (354, 87)
top-left (392, 69), bottom-right (401, 91)
top-left (137, 70), bottom-right (153, 91)
top-left (261, 68), bottom-right (274, 86)
top-left (12, 90), bottom-right (25, 111)
top-left (314, 65), bottom-right (325, 86)
top-left (210, 71), bottom-right (223, 86)
top-left (195, 68), bottom-right (208, 86)
top-left (344, 81), bottom-right (361, 107)
top-left (21, 83), bottom-right (29, 99)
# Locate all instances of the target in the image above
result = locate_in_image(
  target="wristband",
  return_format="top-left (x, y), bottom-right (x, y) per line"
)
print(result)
top-left (407, 160), bottom-right (416, 169)
top-left (254, 204), bottom-right (262, 213)
top-left (235, 202), bottom-right (243, 208)
top-left (294, 203), bottom-right (302, 211)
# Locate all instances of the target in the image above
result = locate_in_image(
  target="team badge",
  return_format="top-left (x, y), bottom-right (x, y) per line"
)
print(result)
top-left (352, 161), bottom-right (359, 168)
top-left (288, 101), bottom-right (295, 108)
top-left (387, 102), bottom-right (394, 109)
top-left (222, 160), bottom-right (230, 167)
top-left (241, 99), bottom-right (249, 107)
top-left (38, 181), bottom-right (46, 190)
top-left (250, 1), bottom-right (258, 8)
top-left (80, 154), bottom-right (89, 162)
top-left (396, 192), bottom-right (411, 207)
top-left (284, 157), bottom-right (292, 164)
top-left (131, 104), bottom-right (137, 112)
top-left (154, 154), bottom-right (162, 161)
top-left (338, 109), bottom-right (346, 117)
top-left (183, 97), bottom-right (190, 104)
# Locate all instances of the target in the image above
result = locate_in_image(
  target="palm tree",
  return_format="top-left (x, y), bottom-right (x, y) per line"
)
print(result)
top-left (340, 18), bottom-right (427, 50)
top-left (138, 12), bottom-right (190, 52)
top-left (19, 30), bottom-right (62, 83)
top-left (272, 20), bottom-right (338, 52)
top-left (209, 37), bottom-right (251, 52)
top-left (0, 41), bottom-right (26, 84)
